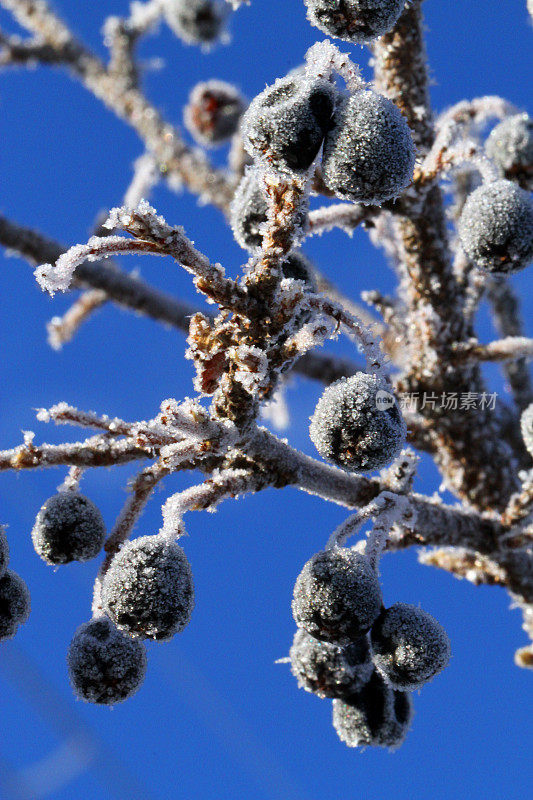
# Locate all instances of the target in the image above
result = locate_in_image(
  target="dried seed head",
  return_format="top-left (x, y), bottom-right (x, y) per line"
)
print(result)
top-left (321, 90), bottom-right (415, 205)
top-left (304, 0), bottom-right (406, 44)
top-left (67, 616), bottom-right (147, 705)
top-left (458, 179), bottom-right (533, 273)
top-left (332, 670), bottom-right (413, 749)
top-left (163, 0), bottom-right (226, 46)
top-left (102, 536), bottom-right (195, 641)
top-left (184, 80), bottom-right (246, 146)
top-left (0, 526), bottom-right (9, 579)
top-left (486, 113), bottom-right (533, 190)
top-left (520, 403), bottom-right (533, 459)
top-left (290, 628), bottom-right (373, 698)
top-left (243, 74), bottom-right (336, 175)
top-left (292, 548), bottom-right (383, 643)
top-left (309, 372), bottom-right (406, 473)
top-left (0, 570), bottom-right (30, 640)
top-left (371, 603), bottom-right (451, 690)
top-left (31, 492), bottom-right (106, 565)
top-left (230, 169), bottom-right (308, 251)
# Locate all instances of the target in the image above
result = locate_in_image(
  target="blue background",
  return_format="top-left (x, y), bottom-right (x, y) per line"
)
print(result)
top-left (0, 1), bottom-right (532, 798)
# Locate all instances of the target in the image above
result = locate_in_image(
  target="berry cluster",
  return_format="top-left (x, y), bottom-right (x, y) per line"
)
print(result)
top-left (290, 546), bottom-right (450, 748)
top-left (67, 535), bottom-right (194, 704)
top-left (0, 526), bottom-right (30, 641)
top-left (241, 69), bottom-right (415, 204)
top-left (309, 372), bottom-right (406, 473)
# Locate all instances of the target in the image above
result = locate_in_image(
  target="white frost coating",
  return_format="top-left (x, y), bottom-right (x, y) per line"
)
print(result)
top-left (0, 569), bottom-right (31, 640)
top-left (521, 403), bottom-right (533, 459)
top-left (34, 235), bottom-right (160, 295)
top-left (304, 40), bottom-right (364, 93)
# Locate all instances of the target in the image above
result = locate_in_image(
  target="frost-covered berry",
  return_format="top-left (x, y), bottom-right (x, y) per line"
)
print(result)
top-left (290, 628), bottom-right (373, 698)
top-left (0, 526), bottom-right (9, 579)
top-left (321, 90), bottom-right (415, 205)
top-left (243, 74), bottom-right (336, 174)
top-left (102, 536), bottom-right (194, 641)
top-left (304, 0), bottom-right (406, 44)
top-left (486, 113), bottom-right (533, 189)
top-left (520, 403), bottom-right (533, 459)
top-left (281, 252), bottom-right (317, 289)
top-left (184, 80), bottom-right (246, 146)
top-left (230, 169), bottom-right (268, 250)
top-left (292, 548), bottom-right (383, 643)
top-left (67, 616), bottom-right (147, 705)
top-left (0, 569), bottom-right (30, 640)
top-left (230, 169), bottom-right (308, 251)
top-left (458, 179), bottom-right (533, 273)
top-left (370, 603), bottom-right (451, 690)
top-left (31, 492), bottom-right (106, 565)
top-left (309, 372), bottom-right (406, 473)
top-left (332, 671), bottom-right (413, 749)
top-left (163, 0), bottom-right (226, 46)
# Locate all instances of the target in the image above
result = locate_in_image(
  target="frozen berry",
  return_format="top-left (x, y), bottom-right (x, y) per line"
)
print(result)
top-left (321, 90), bottom-right (415, 205)
top-left (309, 372), bottom-right (406, 473)
top-left (292, 548), bottom-right (382, 643)
top-left (102, 536), bottom-right (194, 641)
top-left (31, 492), bottom-right (106, 565)
top-left (67, 616), bottom-right (147, 705)
top-left (290, 628), bottom-right (373, 698)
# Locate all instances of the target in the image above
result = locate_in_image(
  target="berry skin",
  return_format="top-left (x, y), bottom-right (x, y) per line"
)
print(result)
top-left (458, 179), bottom-right (533, 273)
top-left (520, 403), bottom-right (533, 459)
top-left (370, 603), bottom-right (451, 690)
top-left (0, 569), bottom-right (30, 640)
top-left (230, 169), bottom-right (269, 251)
top-left (332, 670), bottom-right (413, 749)
top-left (486, 113), bottom-right (533, 190)
top-left (102, 536), bottom-right (194, 641)
top-left (0, 526), bottom-right (9, 579)
top-left (67, 616), bottom-right (147, 705)
top-left (321, 90), bottom-right (415, 205)
top-left (243, 74), bottom-right (336, 175)
top-left (184, 80), bottom-right (246, 147)
top-left (304, 0), bottom-right (406, 44)
top-left (230, 169), bottom-right (308, 252)
top-left (309, 372), bottom-right (406, 473)
top-left (290, 628), bottom-right (373, 698)
top-left (31, 492), bottom-right (106, 565)
top-left (163, 0), bottom-right (226, 46)
top-left (292, 548), bottom-right (383, 644)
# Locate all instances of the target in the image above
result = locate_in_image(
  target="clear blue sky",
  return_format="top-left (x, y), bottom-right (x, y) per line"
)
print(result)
top-left (0, 2), bottom-right (532, 799)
